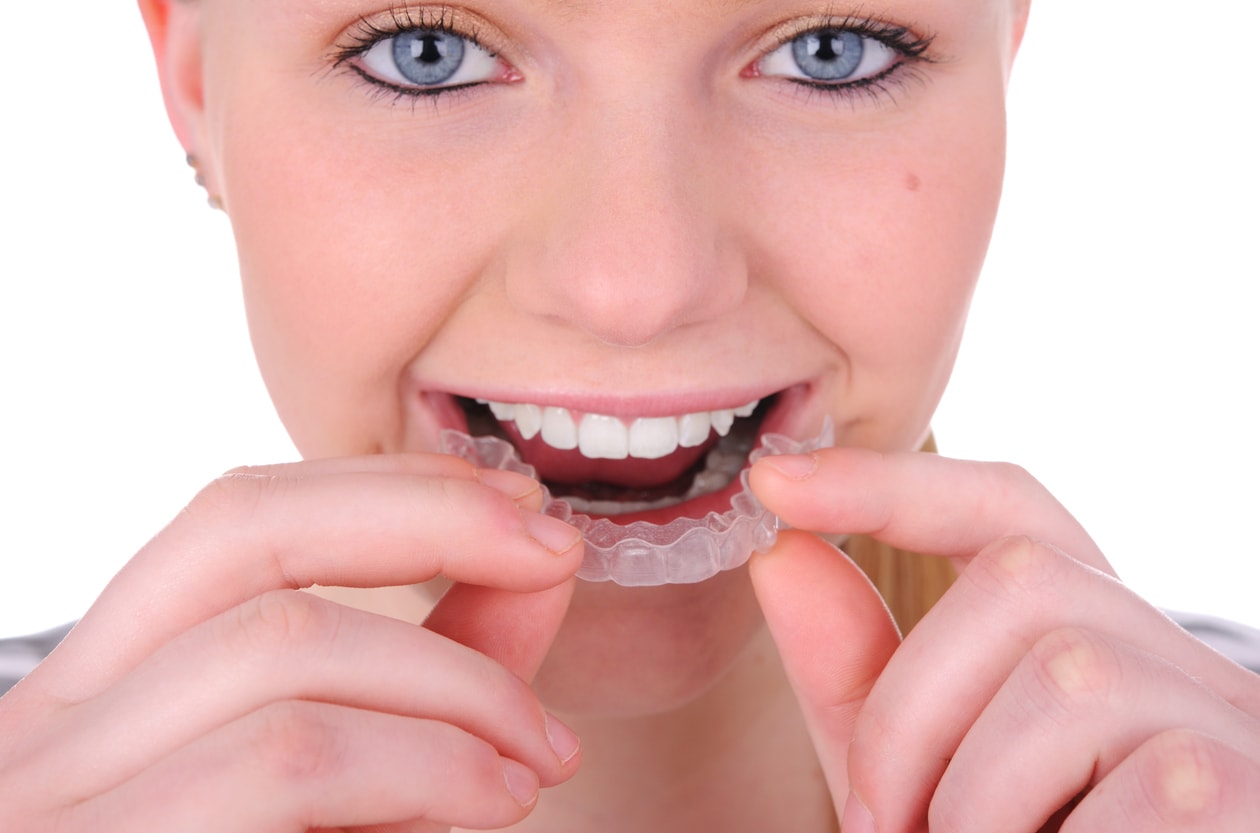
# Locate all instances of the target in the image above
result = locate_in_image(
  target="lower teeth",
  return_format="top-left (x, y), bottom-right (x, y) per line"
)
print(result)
top-left (440, 418), bottom-right (835, 587)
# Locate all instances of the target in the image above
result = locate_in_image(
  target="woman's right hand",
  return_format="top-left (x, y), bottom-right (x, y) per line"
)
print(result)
top-left (0, 453), bottom-right (586, 832)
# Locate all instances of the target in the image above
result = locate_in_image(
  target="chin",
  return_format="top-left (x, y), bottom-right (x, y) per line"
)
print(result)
top-left (532, 564), bottom-right (767, 718)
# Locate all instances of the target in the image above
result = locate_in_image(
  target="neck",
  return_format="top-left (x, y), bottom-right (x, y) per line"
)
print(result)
top-left (501, 627), bottom-right (835, 833)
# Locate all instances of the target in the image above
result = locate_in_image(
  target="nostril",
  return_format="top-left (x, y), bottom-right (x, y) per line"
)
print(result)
top-left (500, 179), bottom-right (748, 347)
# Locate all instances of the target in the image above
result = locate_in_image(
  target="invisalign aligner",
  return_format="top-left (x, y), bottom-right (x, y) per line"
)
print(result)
top-left (440, 419), bottom-right (835, 587)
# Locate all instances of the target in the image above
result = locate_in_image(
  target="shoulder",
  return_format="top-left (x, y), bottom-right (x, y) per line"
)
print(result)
top-left (0, 622), bottom-right (74, 696)
top-left (1170, 610), bottom-right (1260, 674)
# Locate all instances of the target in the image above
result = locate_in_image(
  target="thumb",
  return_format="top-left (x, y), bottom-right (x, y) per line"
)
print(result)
top-left (749, 531), bottom-right (900, 805)
top-left (423, 578), bottom-right (577, 683)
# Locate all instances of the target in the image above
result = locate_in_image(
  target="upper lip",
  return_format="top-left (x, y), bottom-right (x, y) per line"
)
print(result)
top-left (442, 386), bottom-right (793, 420)
top-left (406, 377), bottom-right (827, 459)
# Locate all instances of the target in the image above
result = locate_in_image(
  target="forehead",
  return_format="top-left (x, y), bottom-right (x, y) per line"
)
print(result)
top-left (252, 0), bottom-right (1003, 22)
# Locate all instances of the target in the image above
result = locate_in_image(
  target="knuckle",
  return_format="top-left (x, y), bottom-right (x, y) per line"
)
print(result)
top-left (1133, 729), bottom-right (1227, 823)
top-left (406, 720), bottom-right (514, 814)
top-left (231, 589), bottom-right (340, 661)
top-left (412, 476), bottom-right (495, 531)
top-left (926, 787), bottom-right (967, 833)
top-left (1026, 628), bottom-right (1122, 714)
top-left (437, 476), bottom-right (527, 540)
top-left (222, 462), bottom-right (267, 477)
top-left (461, 731), bottom-right (512, 788)
top-left (988, 459), bottom-right (1036, 488)
top-left (986, 461), bottom-right (1058, 512)
top-left (969, 460), bottom-right (1039, 516)
top-left (474, 664), bottom-right (539, 725)
top-left (184, 471), bottom-right (277, 527)
top-left (426, 717), bottom-right (496, 772)
top-left (248, 701), bottom-right (349, 785)
top-left (963, 535), bottom-right (1063, 608)
top-left (847, 708), bottom-right (898, 789)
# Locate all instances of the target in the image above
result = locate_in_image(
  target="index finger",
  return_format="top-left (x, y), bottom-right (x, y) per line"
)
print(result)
top-left (38, 454), bottom-right (582, 701)
top-left (750, 447), bottom-right (1112, 575)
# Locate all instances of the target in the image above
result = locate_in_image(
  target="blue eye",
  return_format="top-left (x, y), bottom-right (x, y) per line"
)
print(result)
top-left (760, 29), bottom-right (899, 85)
top-left (358, 28), bottom-right (501, 90)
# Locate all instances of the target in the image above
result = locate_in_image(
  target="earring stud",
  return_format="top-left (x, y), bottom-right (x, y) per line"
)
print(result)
top-left (185, 153), bottom-right (223, 210)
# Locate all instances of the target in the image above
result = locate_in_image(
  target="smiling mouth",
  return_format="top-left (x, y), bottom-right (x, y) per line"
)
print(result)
top-left (443, 387), bottom-right (833, 585)
top-left (457, 396), bottom-right (769, 516)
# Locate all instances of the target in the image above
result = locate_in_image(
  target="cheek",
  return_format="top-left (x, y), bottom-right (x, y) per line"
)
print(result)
top-left (743, 94), bottom-right (1006, 448)
top-left (215, 103), bottom-right (519, 456)
top-left (842, 131), bottom-right (1002, 370)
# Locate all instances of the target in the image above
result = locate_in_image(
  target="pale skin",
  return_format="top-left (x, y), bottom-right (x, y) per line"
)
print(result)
top-left (1, 0), bottom-right (1258, 830)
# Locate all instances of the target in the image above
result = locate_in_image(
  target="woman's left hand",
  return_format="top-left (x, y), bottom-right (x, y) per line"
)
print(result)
top-left (749, 448), bottom-right (1260, 832)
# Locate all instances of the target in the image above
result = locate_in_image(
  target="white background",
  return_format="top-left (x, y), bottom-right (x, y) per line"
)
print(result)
top-left (1, 1), bottom-right (1257, 637)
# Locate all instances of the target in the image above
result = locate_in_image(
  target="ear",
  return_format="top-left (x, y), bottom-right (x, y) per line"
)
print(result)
top-left (137, 0), bottom-right (213, 175)
top-left (1006, 0), bottom-right (1032, 69)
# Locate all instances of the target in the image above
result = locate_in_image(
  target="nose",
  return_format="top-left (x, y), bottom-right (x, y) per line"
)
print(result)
top-left (503, 94), bottom-right (747, 348)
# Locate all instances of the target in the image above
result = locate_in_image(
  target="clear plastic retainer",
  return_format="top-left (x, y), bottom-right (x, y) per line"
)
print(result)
top-left (440, 419), bottom-right (834, 587)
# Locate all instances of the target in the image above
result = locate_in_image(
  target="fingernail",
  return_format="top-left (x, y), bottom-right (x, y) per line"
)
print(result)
top-left (521, 511), bottom-right (582, 555)
top-left (545, 713), bottom-right (581, 765)
top-left (502, 758), bottom-right (539, 807)
top-left (841, 792), bottom-right (876, 833)
top-left (476, 468), bottom-right (542, 504)
top-left (762, 453), bottom-right (818, 480)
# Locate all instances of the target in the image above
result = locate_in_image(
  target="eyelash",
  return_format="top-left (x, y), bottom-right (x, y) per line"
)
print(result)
top-left (329, 8), bottom-right (937, 106)
top-left (757, 16), bottom-right (938, 105)
top-left (330, 7), bottom-right (503, 105)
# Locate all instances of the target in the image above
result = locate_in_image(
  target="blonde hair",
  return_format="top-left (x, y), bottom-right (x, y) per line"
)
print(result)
top-left (847, 536), bottom-right (955, 634)
top-left (846, 434), bottom-right (956, 634)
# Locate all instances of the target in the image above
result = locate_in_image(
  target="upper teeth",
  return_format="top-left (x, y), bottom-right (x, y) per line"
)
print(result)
top-left (477, 399), bottom-right (760, 460)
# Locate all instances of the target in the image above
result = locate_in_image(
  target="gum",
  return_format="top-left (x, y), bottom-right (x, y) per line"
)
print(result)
top-left (441, 419), bottom-right (835, 587)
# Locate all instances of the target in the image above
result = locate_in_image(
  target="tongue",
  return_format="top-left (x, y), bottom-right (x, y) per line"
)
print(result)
top-left (500, 421), bottom-right (718, 489)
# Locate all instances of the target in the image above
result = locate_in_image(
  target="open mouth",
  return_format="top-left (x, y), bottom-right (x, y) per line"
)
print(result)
top-left (439, 386), bottom-right (833, 585)
top-left (457, 395), bottom-right (769, 518)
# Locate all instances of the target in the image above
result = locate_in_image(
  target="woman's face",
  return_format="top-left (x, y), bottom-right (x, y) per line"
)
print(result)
top-left (162, 0), bottom-right (1025, 714)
